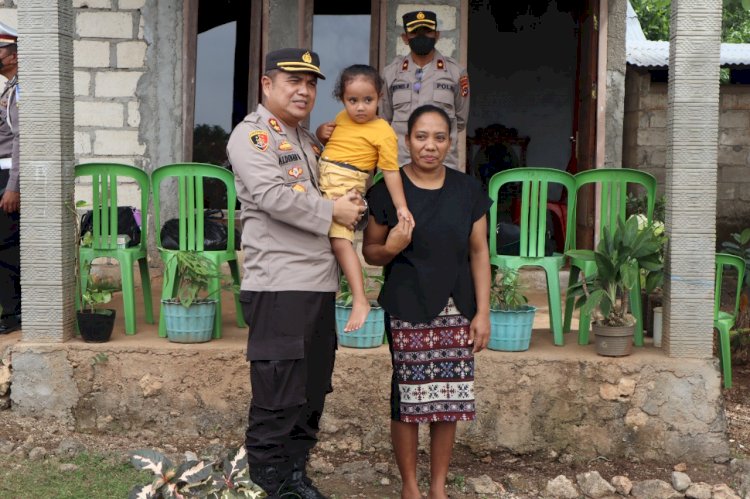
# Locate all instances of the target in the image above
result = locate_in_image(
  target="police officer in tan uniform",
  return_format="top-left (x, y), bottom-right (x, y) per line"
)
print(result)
top-left (381, 10), bottom-right (470, 170)
top-left (227, 48), bottom-right (363, 499)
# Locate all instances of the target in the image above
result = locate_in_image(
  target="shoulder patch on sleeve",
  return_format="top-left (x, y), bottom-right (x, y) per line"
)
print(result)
top-left (249, 130), bottom-right (269, 152)
top-left (460, 75), bottom-right (469, 97)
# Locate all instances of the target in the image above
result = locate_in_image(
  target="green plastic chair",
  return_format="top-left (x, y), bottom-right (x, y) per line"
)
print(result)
top-left (563, 168), bottom-right (656, 346)
top-left (715, 253), bottom-right (746, 389)
top-left (151, 163), bottom-right (246, 339)
top-left (488, 167), bottom-right (577, 346)
top-left (75, 163), bottom-right (154, 335)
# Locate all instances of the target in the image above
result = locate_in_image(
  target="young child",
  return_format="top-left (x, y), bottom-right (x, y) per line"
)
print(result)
top-left (316, 64), bottom-right (414, 332)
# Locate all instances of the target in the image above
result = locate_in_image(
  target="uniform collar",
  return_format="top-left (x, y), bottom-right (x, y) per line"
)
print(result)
top-left (256, 104), bottom-right (289, 136)
top-left (399, 49), bottom-right (445, 73)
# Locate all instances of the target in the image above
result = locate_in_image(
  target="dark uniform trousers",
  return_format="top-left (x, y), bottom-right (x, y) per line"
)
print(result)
top-left (0, 169), bottom-right (20, 320)
top-left (241, 290), bottom-right (336, 466)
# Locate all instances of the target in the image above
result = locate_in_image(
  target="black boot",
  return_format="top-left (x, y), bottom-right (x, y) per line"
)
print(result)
top-left (288, 453), bottom-right (328, 499)
top-left (249, 464), bottom-right (291, 499)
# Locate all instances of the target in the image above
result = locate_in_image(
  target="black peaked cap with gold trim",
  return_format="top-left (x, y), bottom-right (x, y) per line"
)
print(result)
top-left (265, 48), bottom-right (325, 79)
top-left (402, 10), bottom-right (437, 33)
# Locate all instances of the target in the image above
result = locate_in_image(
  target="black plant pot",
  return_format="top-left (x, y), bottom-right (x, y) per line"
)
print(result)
top-left (77, 309), bottom-right (116, 343)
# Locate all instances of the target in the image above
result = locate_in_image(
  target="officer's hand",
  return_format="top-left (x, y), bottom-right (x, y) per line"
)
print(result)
top-left (332, 191), bottom-right (365, 230)
top-left (0, 190), bottom-right (19, 213)
top-left (315, 122), bottom-right (336, 145)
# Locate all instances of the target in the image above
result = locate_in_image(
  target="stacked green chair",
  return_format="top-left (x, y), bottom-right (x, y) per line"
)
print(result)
top-left (75, 163), bottom-right (154, 334)
top-left (151, 163), bottom-right (245, 339)
top-left (488, 167), bottom-right (577, 346)
top-left (714, 252), bottom-right (746, 389)
top-left (563, 168), bottom-right (656, 346)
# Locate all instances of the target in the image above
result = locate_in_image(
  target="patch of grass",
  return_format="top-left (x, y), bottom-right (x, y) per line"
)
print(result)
top-left (0, 452), bottom-right (149, 498)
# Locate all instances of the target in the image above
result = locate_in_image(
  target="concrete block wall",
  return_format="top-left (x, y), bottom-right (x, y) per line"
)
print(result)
top-left (623, 68), bottom-right (750, 239)
top-left (0, 0), bottom-right (148, 208)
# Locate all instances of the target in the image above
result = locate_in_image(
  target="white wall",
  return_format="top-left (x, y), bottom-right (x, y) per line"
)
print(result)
top-left (467, 3), bottom-right (576, 170)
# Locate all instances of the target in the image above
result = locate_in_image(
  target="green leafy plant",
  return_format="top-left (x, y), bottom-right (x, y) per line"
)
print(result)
top-left (336, 267), bottom-right (384, 307)
top-left (490, 266), bottom-right (528, 311)
top-left (625, 192), bottom-right (666, 223)
top-left (90, 352), bottom-right (109, 366)
top-left (129, 447), bottom-right (267, 499)
top-left (163, 252), bottom-right (238, 308)
top-left (721, 228), bottom-right (750, 289)
top-left (567, 216), bottom-right (665, 327)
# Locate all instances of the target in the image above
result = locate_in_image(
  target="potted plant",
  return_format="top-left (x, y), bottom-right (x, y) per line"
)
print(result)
top-left (77, 272), bottom-right (117, 343)
top-left (488, 266), bottom-right (537, 351)
top-left (335, 267), bottom-right (385, 348)
top-left (161, 251), bottom-right (236, 343)
top-left (567, 215), bottom-right (665, 356)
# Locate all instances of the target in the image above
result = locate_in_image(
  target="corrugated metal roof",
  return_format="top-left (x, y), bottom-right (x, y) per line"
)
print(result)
top-left (626, 1), bottom-right (750, 69)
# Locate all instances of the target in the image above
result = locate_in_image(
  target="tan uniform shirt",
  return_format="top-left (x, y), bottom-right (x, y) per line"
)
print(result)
top-left (380, 50), bottom-right (469, 170)
top-left (227, 104), bottom-right (338, 292)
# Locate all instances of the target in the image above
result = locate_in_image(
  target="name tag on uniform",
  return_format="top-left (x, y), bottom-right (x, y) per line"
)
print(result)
top-left (436, 83), bottom-right (455, 91)
top-left (279, 153), bottom-right (302, 166)
top-left (391, 83), bottom-right (410, 91)
top-left (0, 158), bottom-right (11, 170)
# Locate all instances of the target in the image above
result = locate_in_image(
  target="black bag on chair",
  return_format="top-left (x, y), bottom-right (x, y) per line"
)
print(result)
top-left (160, 210), bottom-right (241, 251)
top-left (80, 206), bottom-right (141, 247)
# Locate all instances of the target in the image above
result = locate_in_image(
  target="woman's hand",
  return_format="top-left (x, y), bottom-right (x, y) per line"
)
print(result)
top-left (315, 121), bottom-right (336, 144)
top-left (469, 311), bottom-right (490, 353)
top-left (384, 217), bottom-right (413, 255)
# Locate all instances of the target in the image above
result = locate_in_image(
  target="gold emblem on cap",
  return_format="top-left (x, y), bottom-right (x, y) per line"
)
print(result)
top-left (417, 11), bottom-right (425, 20)
top-left (302, 51), bottom-right (312, 63)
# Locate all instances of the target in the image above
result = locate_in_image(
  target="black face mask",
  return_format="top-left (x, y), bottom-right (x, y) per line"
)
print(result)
top-left (408, 35), bottom-right (436, 56)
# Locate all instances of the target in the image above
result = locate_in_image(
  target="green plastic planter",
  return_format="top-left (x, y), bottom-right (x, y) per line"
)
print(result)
top-left (488, 305), bottom-right (537, 351)
top-left (335, 304), bottom-right (385, 348)
top-left (161, 299), bottom-right (216, 343)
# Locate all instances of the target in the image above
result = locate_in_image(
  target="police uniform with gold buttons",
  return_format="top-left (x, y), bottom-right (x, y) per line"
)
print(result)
top-left (227, 48), bottom-right (340, 498)
top-left (380, 10), bottom-right (470, 170)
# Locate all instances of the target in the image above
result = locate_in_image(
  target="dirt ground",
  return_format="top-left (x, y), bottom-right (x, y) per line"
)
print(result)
top-left (0, 373), bottom-right (747, 499)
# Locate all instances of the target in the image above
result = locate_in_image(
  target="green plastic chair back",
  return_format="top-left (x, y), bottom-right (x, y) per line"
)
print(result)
top-left (573, 168), bottom-right (656, 242)
top-left (151, 163), bottom-right (236, 252)
top-left (151, 163), bottom-right (245, 339)
top-left (488, 167), bottom-right (577, 346)
top-left (488, 167), bottom-right (577, 259)
top-left (76, 163), bottom-right (150, 251)
top-left (714, 252), bottom-right (746, 389)
top-left (564, 168), bottom-right (657, 346)
top-left (74, 163), bottom-right (154, 335)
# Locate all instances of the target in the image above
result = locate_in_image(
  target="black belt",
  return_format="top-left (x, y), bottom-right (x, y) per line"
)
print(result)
top-left (324, 158), bottom-right (368, 173)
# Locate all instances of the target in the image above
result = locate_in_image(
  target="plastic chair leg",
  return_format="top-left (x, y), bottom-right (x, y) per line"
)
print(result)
top-left (159, 255), bottom-right (178, 338)
top-left (542, 262), bottom-right (564, 346)
top-left (119, 256), bottom-right (137, 335)
top-left (208, 275), bottom-right (222, 339)
top-left (138, 258), bottom-right (154, 324)
top-left (228, 259), bottom-right (246, 328)
top-left (717, 323), bottom-right (733, 389)
top-left (563, 265), bottom-right (580, 334)
top-left (629, 273), bottom-right (644, 347)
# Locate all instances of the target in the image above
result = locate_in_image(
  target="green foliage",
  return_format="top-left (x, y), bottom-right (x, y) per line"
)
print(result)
top-left (567, 216), bottom-right (665, 327)
top-left (81, 286), bottom-right (113, 314)
top-left (721, 228), bottom-right (750, 288)
top-left (129, 447), bottom-right (267, 499)
top-left (336, 267), bottom-right (384, 307)
top-left (632, 0), bottom-right (750, 43)
top-left (625, 192), bottom-right (666, 223)
top-left (193, 124), bottom-right (230, 165)
top-left (0, 452), bottom-right (150, 498)
top-left (91, 352), bottom-right (109, 366)
top-left (163, 252), bottom-right (238, 308)
top-left (489, 266), bottom-right (528, 311)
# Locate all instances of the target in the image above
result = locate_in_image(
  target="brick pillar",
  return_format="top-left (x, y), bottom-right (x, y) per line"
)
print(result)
top-left (17, 0), bottom-right (76, 342)
top-left (662, 0), bottom-right (722, 357)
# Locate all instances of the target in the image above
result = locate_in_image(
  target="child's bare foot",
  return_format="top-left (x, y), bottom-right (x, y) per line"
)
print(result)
top-left (401, 485), bottom-right (422, 499)
top-left (344, 298), bottom-right (371, 332)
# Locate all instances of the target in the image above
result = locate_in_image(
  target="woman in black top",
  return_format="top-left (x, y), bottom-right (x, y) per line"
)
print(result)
top-left (363, 105), bottom-right (491, 499)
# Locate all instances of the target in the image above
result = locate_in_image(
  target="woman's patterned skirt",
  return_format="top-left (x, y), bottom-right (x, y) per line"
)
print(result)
top-left (386, 298), bottom-right (475, 424)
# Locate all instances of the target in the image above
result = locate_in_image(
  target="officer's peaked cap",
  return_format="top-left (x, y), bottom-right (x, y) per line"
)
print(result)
top-left (0, 21), bottom-right (17, 48)
top-left (265, 48), bottom-right (325, 80)
top-left (402, 10), bottom-right (437, 33)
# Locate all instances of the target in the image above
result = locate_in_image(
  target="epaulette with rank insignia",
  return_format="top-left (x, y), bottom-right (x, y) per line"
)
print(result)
top-left (436, 59), bottom-right (445, 70)
top-left (401, 59), bottom-right (409, 71)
